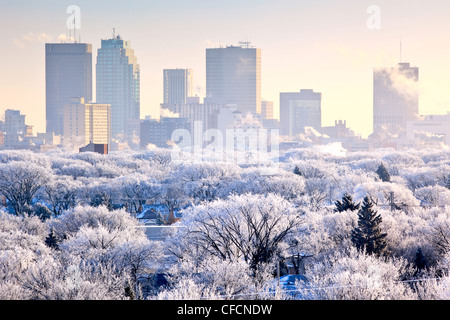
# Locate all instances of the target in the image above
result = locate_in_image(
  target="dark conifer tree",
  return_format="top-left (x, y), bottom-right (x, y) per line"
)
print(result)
top-left (293, 166), bottom-right (302, 176)
top-left (414, 247), bottom-right (428, 271)
top-left (45, 228), bottom-right (60, 250)
top-left (376, 163), bottom-right (391, 182)
top-left (351, 196), bottom-right (387, 256)
top-left (334, 193), bottom-right (360, 212)
top-left (90, 192), bottom-right (114, 211)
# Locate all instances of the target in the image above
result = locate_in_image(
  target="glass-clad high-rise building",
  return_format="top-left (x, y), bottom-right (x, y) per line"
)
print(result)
top-left (206, 43), bottom-right (261, 115)
top-left (163, 69), bottom-right (193, 104)
top-left (373, 62), bottom-right (419, 137)
top-left (45, 43), bottom-right (92, 136)
top-left (280, 89), bottom-right (322, 137)
top-left (96, 34), bottom-right (140, 140)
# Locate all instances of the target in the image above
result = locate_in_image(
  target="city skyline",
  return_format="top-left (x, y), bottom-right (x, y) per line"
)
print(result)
top-left (2, 1), bottom-right (450, 138)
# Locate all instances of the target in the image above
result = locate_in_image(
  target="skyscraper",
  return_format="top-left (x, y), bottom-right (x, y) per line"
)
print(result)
top-left (163, 69), bottom-right (193, 104)
top-left (373, 62), bottom-right (419, 137)
top-left (45, 43), bottom-right (92, 136)
top-left (280, 89), bottom-right (322, 137)
top-left (96, 34), bottom-right (140, 141)
top-left (205, 43), bottom-right (261, 115)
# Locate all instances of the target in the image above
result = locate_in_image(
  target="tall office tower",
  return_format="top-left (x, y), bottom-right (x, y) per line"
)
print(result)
top-left (206, 42), bottom-right (261, 115)
top-left (261, 100), bottom-right (274, 119)
top-left (45, 43), bottom-right (93, 136)
top-left (163, 69), bottom-right (193, 104)
top-left (96, 34), bottom-right (140, 141)
top-left (63, 97), bottom-right (111, 148)
top-left (280, 89), bottom-right (322, 137)
top-left (373, 62), bottom-right (419, 137)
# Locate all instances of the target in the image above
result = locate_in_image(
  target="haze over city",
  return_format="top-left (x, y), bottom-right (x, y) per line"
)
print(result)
top-left (2, 0), bottom-right (450, 138)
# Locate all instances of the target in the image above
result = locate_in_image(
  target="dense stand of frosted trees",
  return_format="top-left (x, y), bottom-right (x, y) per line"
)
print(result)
top-left (0, 146), bottom-right (450, 300)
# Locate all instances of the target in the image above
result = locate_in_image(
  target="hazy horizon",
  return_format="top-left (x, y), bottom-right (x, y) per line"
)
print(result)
top-left (1, 0), bottom-right (450, 138)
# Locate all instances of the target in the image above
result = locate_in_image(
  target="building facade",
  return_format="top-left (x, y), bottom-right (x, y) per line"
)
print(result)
top-left (373, 62), bottom-right (419, 137)
top-left (96, 35), bottom-right (140, 143)
top-left (261, 100), bottom-right (274, 120)
top-left (163, 69), bottom-right (193, 104)
top-left (45, 43), bottom-right (93, 136)
top-left (406, 114), bottom-right (450, 146)
top-left (0, 109), bottom-right (33, 149)
top-left (205, 43), bottom-right (261, 115)
top-left (63, 97), bottom-right (111, 149)
top-left (140, 116), bottom-right (190, 149)
top-left (280, 89), bottom-right (322, 137)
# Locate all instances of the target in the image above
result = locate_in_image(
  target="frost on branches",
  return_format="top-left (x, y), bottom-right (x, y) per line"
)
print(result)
top-left (0, 147), bottom-right (449, 300)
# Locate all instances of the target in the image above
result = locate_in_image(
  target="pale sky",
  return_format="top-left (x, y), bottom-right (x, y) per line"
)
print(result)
top-left (1, 0), bottom-right (450, 138)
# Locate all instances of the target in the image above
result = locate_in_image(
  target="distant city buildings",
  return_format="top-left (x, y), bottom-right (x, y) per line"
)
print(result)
top-left (45, 43), bottom-right (93, 136)
top-left (0, 109), bottom-right (33, 149)
top-left (140, 116), bottom-right (190, 149)
top-left (205, 43), bottom-right (261, 116)
top-left (280, 89), bottom-right (322, 137)
top-left (5, 37), bottom-right (449, 154)
top-left (161, 100), bottom-right (223, 135)
top-left (373, 62), bottom-right (419, 137)
top-left (321, 120), bottom-right (368, 151)
top-left (261, 100), bottom-right (274, 120)
top-left (406, 114), bottom-right (450, 146)
top-left (96, 34), bottom-right (140, 146)
top-left (63, 97), bottom-right (111, 149)
top-left (79, 142), bottom-right (109, 154)
top-left (163, 69), bottom-right (194, 104)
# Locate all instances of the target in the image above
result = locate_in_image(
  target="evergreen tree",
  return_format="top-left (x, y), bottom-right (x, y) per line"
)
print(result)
top-left (446, 174), bottom-right (450, 190)
top-left (376, 163), bottom-right (391, 182)
top-left (414, 247), bottom-right (427, 271)
top-left (334, 193), bottom-right (360, 212)
top-left (351, 196), bottom-right (387, 256)
top-left (293, 166), bottom-right (302, 176)
top-left (45, 228), bottom-right (60, 250)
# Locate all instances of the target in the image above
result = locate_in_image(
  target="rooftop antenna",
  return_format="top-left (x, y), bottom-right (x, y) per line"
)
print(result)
top-left (113, 27), bottom-right (116, 39)
top-left (238, 36), bottom-right (253, 48)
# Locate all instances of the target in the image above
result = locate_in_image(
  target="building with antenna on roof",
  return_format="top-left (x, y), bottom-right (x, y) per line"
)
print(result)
top-left (205, 42), bottom-right (261, 116)
top-left (373, 62), bottom-right (419, 138)
top-left (45, 42), bottom-right (93, 136)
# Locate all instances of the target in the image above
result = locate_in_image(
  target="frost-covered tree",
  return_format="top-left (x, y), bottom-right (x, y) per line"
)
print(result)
top-left (299, 248), bottom-right (416, 300)
top-left (90, 192), bottom-right (114, 211)
top-left (351, 196), bottom-right (387, 256)
top-left (40, 176), bottom-right (81, 217)
top-left (0, 161), bottom-right (51, 215)
top-left (49, 205), bottom-right (162, 299)
top-left (169, 193), bottom-right (302, 276)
